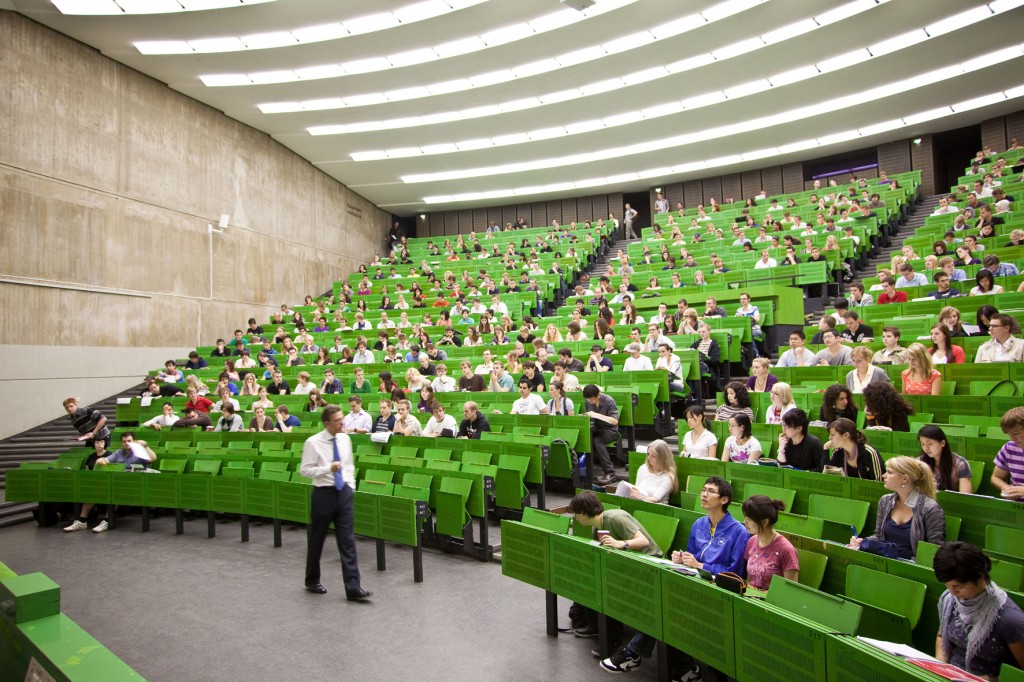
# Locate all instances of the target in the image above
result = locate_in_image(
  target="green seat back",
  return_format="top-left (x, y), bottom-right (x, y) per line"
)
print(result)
top-left (226, 440), bottom-right (254, 450)
top-left (807, 494), bottom-right (869, 533)
top-left (192, 460), bottom-right (222, 476)
top-left (845, 565), bottom-right (925, 639)
top-left (391, 456), bottom-right (424, 468)
top-left (222, 467), bottom-right (254, 479)
top-left (521, 507), bottom-right (571, 534)
top-left (355, 443), bottom-right (383, 456)
top-left (512, 426), bottom-right (542, 436)
top-left (461, 451), bottom-right (493, 466)
top-left (462, 463), bottom-right (498, 477)
top-left (795, 548), bottom-right (827, 590)
top-left (359, 480), bottom-right (395, 495)
top-left (291, 471), bottom-right (311, 484)
top-left (157, 459), bottom-right (187, 474)
top-left (259, 469), bottom-right (291, 482)
top-left (987, 526), bottom-right (1024, 560)
top-left (364, 469), bottom-right (395, 484)
top-left (945, 515), bottom-right (961, 541)
top-left (390, 446), bottom-right (419, 459)
top-left (258, 461), bottom-right (290, 475)
top-left (393, 484), bottom-right (430, 504)
top-left (428, 460), bottom-right (461, 471)
top-left (226, 460), bottom-right (254, 469)
top-left (743, 483), bottom-right (796, 511)
top-left (423, 448), bottom-right (452, 461)
top-left (402, 472), bottom-right (434, 488)
top-left (767, 578), bottom-right (862, 635)
top-left (632, 510), bottom-right (678, 556)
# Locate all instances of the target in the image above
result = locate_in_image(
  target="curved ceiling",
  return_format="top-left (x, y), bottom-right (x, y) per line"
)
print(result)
top-left (11, 0), bottom-right (1024, 214)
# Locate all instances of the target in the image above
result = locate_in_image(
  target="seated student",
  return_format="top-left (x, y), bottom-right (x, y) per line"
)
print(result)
top-left (715, 382), bottom-right (755, 422)
top-left (184, 351), bottom-right (208, 371)
top-left (745, 357), bottom-right (778, 393)
top-left (814, 330), bottom-right (854, 366)
top-left (895, 262), bottom-right (928, 288)
top-left (518, 361), bottom-right (546, 392)
top-left (777, 409), bottom-right (825, 471)
top-left (267, 369), bottom-right (291, 395)
top-left (992, 406), bottom-right (1024, 501)
top-left (848, 282), bottom-right (873, 307)
top-left (655, 476), bottom-right (748, 680)
top-left (142, 402), bottom-right (180, 430)
top-left (863, 381), bottom-right (915, 431)
top-left (722, 413), bottom-right (762, 464)
top-left (872, 326), bottom-right (909, 365)
top-left (849, 456), bottom-right (945, 561)
top-left (765, 382), bottom-right (797, 425)
top-left (809, 315), bottom-right (837, 344)
top-left (156, 360), bottom-right (184, 383)
top-left (819, 384), bottom-right (858, 424)
top-left (876, 277), bottom-right (908, 304)
top-left (320, 369), bottom-right (343, 395)
top-left (933, 541), bottom-right (1024, 678)
top-left (680, 405), bottom-right (718, 459)
top-left (613, 439), bottom-right (678, 504)
top-left (210, 338), bottom-right (231, 357)
top-left (976, 314), bottom-right (1024, 363)
top-left (422, 402), bottom-right (457, 437)
top-left (274, 406), bottom-right (302, 432)
top-left (457, 360), bottom-right (486, 392)
top-left (840, 310), bottom-right (874, 342)
top-left (545, 380), bottom-right (575, 416)
top-left (846, 346), bottom-right (891, 394)
top-left (509, 379), bottom-right (548, 415)
top-left (777, 330), bottom-right (815, 367)
top-left (826, 418), bottom-right (882, 480)
top-left (248, 405), bottom-right (275, 432)
top-left (927, 270), bottom-right (961, 299)
top-left (391, 399), bottom-right (422, 437)
top-left (457, 401), bottom-right (490, 439)
top-left (174, 407), bottom-right (212, 430)
top-left (252, 386), bottom-right (275, 412)
top-left (213, 403), bottom-right (244, 432)
top-left (341, 396), bottom-right (372, 434)
top-left (563, 490), bottom-right (661, 673)
top-left (211, 387), bottom-right (240, 413)
top-left (901, 343), bottom-right (942, 396)
top-left (918, 424), bottom-right (973, 493)
top-left (927, 324), bottom-right (965, 366)
top-left (62, 433), bottom-right (157, 534)
top-left (742, 495), bottom-right (799, 591)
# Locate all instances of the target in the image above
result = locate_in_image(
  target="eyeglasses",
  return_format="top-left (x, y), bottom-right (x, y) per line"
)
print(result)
top-left (989, 324), bottom-right (1005, 329)
top-left (700, 488), bottom-right (720, 496)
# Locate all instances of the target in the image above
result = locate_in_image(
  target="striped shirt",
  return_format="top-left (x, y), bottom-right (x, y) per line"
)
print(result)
top-left (995, 441), bottom-right (1024, 486)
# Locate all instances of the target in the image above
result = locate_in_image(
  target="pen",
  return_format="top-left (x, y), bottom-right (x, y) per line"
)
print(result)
top-left (850, 525), bottom-right (859, 538)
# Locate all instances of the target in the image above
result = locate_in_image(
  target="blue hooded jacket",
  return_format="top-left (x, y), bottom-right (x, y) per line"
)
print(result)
top-left (686, 512), bottom-right (749, 576)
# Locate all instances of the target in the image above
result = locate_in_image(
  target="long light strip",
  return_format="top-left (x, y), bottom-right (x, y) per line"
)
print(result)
top-left (136, 0), bottom-right (487, 55)
top-left (53, 0), bottom-right (274, 15)
top-left (254, 0), bottom-right (765, 108)
top-left (416, 84), bottom-right (1024, 205)
top-left (400, 44), bottom-right (1023, 185)
top-left (304, 0), bottom-right (880, 126)
top-left (195, 0), bottom-right (631, 82)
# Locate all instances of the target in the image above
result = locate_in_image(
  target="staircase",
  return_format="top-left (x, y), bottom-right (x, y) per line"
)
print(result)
top-left (0, 385), bottom-right (141, 529)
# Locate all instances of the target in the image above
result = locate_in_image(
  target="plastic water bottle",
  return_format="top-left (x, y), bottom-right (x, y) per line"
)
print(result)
top-left (577, 454), bottom-right (587, 474)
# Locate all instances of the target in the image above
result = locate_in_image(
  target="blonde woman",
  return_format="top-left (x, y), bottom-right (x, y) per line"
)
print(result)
top-left (505, 350), bottom-right (524, 375)
top-left (248, 405), bottom-right (275, 432)
top-left (765, 382), bottom-right (797, 424)
top-left (901, 245), bottom-right (920, 262)
top-left (901, 343), bottom-right (942, 396)
top-left (845, 346), bottom-right (891, 394)
top-left (185, 374), bottom-right (209, 397)
top-left (613, 439), bottom-right (678, 504)
top-left (681, 309), bottom-right (700, 334)
top-left (239, 373), bottom-right (260, 396)
top-left (849, 456), bottom-right (945, 560)
top-left (823, 235), bottom-right (840, 252)
top-left (405, 367), bottom-right (428, 393)
top-left (543, 324), bottom-right (563, 344)
top-left (889, 254), bottom-right (906, 273)
top-left (252, 386), bottom-right (275, 411)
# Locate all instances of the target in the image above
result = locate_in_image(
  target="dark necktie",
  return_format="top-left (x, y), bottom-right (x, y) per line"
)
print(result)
top-left (332, 437), bottom-right (345, 490)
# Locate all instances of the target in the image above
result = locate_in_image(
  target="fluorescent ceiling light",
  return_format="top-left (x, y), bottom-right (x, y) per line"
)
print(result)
top-left (201, 74), bottom-right (251, 86)
top-left (248, 70), bottom-right (298, 84)
top-left (344, 121), bottom-right (388, 133)
top-left (701, 0), bottom-right (764, 23)
top-left (455, 139), bottom-right (493, 151)
top-left (770, 65), bottom-right (819, 87)
top-left (435, 36), bottom-right (486, 57)
top-left (135, 41), bottom-right (192, 55)
top-left (468, 70), bottom-right (515, 87)
top-left (190, 37), bottom-right (247, 52)
top-left (386, 86), bottom-right (430, 101)
top-left (778, 139), bottom-right (818, 154)
top-left (241, 31), bottom-right (296, 49)
top-left (420, 111), bottom-right (462, 125)
top-left (528, 127), bottom-right (567, 141)
top-left (460, 104), bottom-right (501, 118)
top-left (52, 0), bottom-right (119, 12)
top-left (342, 57), bottom-right (392, 75)
top-left (902, 107), bottom-right (953, 125)
top-left (481, 24), bottom-right (534, 46)
top-left (762, 18), bottom-right (817, 44)
top-left (706, 155), bottom-right (743, 167)
top-left (498, 98), bottom-right (541, 113)
top-left (869, 29), bottom-right (928, 57)
top-left (817, 48), bottom-right (871, 73)
top-left (741, 148), bottom-right (779, 161)
top-left (649, 14), bottom-right (703, 39)
top-left (817, 130), bottom-right (860, 146)
top-left (388, 48), bottom-right (438, 68)
top-left (991, 0), bottom-right (1024, 11)
top-left (603, 31), bottom-right (654, 54)
top-left (258, 102), bottom-right (300, 114)
top-left (814, 0), bottom-right (875, 27)
top-left (116, 0), bottom-right (182, 11)
top-left (666, 53), bottom-right (715, 73)
top-left (527, 9), bottom-right (579, 32)
top-left (556, 46), bottom-right (607, 67)
top-left (393, 0), bottom-right (450, 23)
top-left (712, 36), bottom-right (764, 60)
top-left (622, 66), bottom-right (669, 85)
top-left (723, 79), bottom-right (771, 99)
top-left (565, 120), bottom-right (605, 134)
top-left (602, 111), bottom-right (644, 127)
top-left (344, 12), bottom-right (401, 34)
top-left (642, 102), bottom-right (683, 118)
top-left (510, 59), bottom-right (560, 78)
top-left (427, 79), bottom-right (472, 95)
top-left (859, 119), bottom-right (905, 136)
top-left (343, 93), bottom-right (388, 106)
top-left (574, 178), bottom-right (608, 189)
top-left (539, 89), bottom-right (582, 104)
top-left (295, 65), bottom-right (346, 80)
top-left (672, 162), bottom-right (707, 174)
top-left (350, 151), bottom-right (388, 162)
top-left (926, 6), bottom-right (993, 37)
top-left (491, 133), bottom-right (531, 146)
top-left (422, 143), bottom-right (460, 155)
top-left (301, 98), bottom-right (346, 111)
top-left (386, 148), bottom-right (422, 159)
top-left (951, 92), bottom-right (1007, 112)
top-left (292, 24), bottom-right (348, 42)
top-left (579, 79), bottom-right (622, 96)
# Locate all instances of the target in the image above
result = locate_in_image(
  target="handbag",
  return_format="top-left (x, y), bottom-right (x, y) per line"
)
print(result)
top-left (859, 537), bottom-right (902, 560)
top-left (714, 571), bottom-right (747, 595)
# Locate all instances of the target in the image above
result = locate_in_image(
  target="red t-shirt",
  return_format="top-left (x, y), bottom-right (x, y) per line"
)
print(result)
top-left (186, 396), bottom-right (214, 413)
top-left (876, 290), bottom-right (907, 304)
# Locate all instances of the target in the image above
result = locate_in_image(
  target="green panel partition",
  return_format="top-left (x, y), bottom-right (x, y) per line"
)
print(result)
top-left (143, 473), bottom-right (180, 509)
top-left (42, 470), bottom-right (77, 503)
top-left (781, 470), bottom-right (851, 515)
top-left (74, 470), bottom-right (112, 505)
top-left (661, 571), bottom-right (736, 677)
top-left (936, 490), bottom-right (1023, 547)
top-left (601, 551), bottom-right (663, 641)
top-left (210, 476), bottom-right (245, 514)
top-left (549, 534), bottom-right (603, 611)
top-left (734, 596), bottom-right (829, 682)
top-left (377, 495), bottom-right (419, 546)
top-left (825, 633), bottom-right (936, 682)
top-left (178, 474), bottom-right (213, 511)
top-left (110, 473), bottom-right (146, 507)
top-left (242, 478), bottom-right (277, 518)
top-left (16, 614), bottom-right (145, 681)
top-left (5, 469), bottom-right (42, 503)
top-left (352, 490), bottom-right (380, 537)
top-left (275, 481), bottom-right (311, 524)
top-left (500, 521), bottom-right (553, 591)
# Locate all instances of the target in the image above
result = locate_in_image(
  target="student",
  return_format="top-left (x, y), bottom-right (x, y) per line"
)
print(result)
top-left (777, 409), bottom-right (825, 471)
top-left (826, 418), bottom-right (883, 480)
top-left (715, 382), bottom-right (755, 422)
top-left (613, 439), bottom-right (678, 504)
top-left (819, 384), bottom-right (858, 424)
top-left (917, 424), bottom-right (972, 493)
top-left (863, 382), bottom-right (915, 431)
top-left (742, 496), bottom-right (799, 591)
top-left (933, 541), bottom-right (1024, 678)
top-left (849, 456), bottom-right (945, 561)
top-left (901, 343), bottom-right (942, 395)
top-left (722, 413), bottom-right (762, 464)
top-left (457, 402), bottom-right (490, 439)
top-left (991, 407), bottom-right (1024, 501)
top-left (681, 405), bottom-right (718, 459)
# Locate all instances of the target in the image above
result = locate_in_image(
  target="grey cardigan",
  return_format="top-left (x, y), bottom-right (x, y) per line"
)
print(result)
top-left (868, 490), bottom-right (946, 558)
top-left (845, 366), bottom-right (891, 393)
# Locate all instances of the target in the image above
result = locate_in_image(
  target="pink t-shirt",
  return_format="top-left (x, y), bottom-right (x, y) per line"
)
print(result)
top-left (744, 534), bottom-right (799, 591)
top-left (901, 368), bottom-right (940, 395)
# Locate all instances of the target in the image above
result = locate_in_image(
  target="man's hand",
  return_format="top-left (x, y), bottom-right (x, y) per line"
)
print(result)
top-left (1000, 485), bottom-right (1024, 500)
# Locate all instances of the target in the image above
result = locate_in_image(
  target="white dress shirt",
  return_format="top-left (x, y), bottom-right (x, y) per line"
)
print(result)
top-left (300, 430), bottom-right (355, 488)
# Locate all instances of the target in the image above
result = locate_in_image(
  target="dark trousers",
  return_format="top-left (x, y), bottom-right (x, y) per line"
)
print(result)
top-left (592, 429), bottom-right (618, 475)
top-left (306, 485), bottom-right (361, 594)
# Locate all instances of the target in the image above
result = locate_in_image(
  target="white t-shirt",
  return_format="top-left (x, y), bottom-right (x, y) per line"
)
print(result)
top-left (634, 464), bottom-right (674, 504)
top-left (623, 355), bottom-right (653, 371)
top-left (723, 435), bottom-right (762, 463)
top-left (293, 382), bottom-right (313, 395)
top-left (423, 414), bottom-right (457, 437)
top-left (546, 395), bottom-right (575, 416)
top-left (431, 375), bottom-right (457, 393)
top-left (683, 429), bottom-right (718, 459)
top-left (512, 393), bottom-right (546, 415)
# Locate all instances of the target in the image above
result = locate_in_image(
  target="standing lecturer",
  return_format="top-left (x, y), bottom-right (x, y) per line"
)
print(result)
top-left (300, 405), bottom-right (372, 601)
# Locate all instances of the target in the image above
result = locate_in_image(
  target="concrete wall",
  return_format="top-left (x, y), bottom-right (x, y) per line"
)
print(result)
top-left (0, 12), bottom-right (390, 439)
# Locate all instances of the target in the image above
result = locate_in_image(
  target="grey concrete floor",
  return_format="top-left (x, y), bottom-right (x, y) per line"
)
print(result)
top-left (0, 514), bottom-right (664, 682)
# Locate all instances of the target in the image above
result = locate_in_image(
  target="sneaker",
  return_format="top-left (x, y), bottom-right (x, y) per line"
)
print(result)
top-left (63, 520), bottom-right (87, 532)
top-left (92, 520), bottom-right (109, 533)
top-left (600, 648), bottom-right (641, 674)
top-left (573, 625), bottom-right (599, 638)
top-left (674, 666), bottom-right (702, 682)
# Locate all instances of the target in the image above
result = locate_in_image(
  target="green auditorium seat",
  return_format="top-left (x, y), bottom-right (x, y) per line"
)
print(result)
top-left (632, 510), bottom-right (678, 555)
top-left (844, 565), bottom-right (925, 646)
top-left (521, 507), bottom-right (570, 534)
top-left (743, 483), bottom-right (796, 512)
top-left (795, 549), bottom-right (827, 590)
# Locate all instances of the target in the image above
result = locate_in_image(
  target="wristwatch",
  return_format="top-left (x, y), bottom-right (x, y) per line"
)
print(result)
top-left (622, 541), bottom-right (629, 550)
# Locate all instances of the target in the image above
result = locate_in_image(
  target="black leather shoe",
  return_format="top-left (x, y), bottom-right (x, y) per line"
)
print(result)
top-left (306, 583), bottom-right (327, 594)
top-left (346, 588), bottom-right (373, 602)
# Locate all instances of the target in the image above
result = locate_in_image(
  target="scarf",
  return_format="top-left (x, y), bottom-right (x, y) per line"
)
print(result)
top-left (940, 581), bottom-right (1008, 672)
